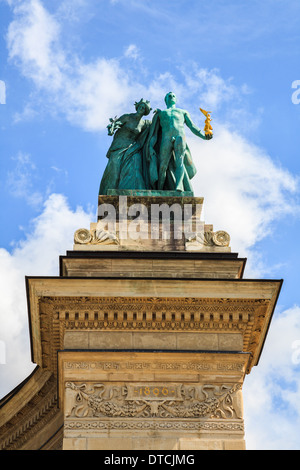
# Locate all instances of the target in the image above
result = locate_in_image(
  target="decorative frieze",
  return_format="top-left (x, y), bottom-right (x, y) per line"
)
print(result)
top-left (64, 380), bottom-right (243, 421)
top-left (64, 419), bottom-right (244, 432)
top-left (63, 360), bottom-right (245, 372)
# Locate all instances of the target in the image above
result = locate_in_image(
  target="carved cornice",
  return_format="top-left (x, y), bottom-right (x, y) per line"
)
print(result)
top-left (38, 295), bottom-right (268, 374)
top-left (0, 371), bottom-right (62, 450)
top-left (27, 276), bottom-right (282, 377)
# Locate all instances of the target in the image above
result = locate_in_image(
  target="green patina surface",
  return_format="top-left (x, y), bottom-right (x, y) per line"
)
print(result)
top-left (99, 93), bottom-right (212, 196)
top-left (107, 189), bottom-right (194, 197)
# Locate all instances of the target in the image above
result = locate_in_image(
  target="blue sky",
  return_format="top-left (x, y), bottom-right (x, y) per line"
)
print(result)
top-left (1, 0), bottom-right (300, 450)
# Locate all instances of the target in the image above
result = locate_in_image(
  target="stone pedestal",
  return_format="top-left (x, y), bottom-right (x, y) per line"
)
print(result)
top-left (24, 195), bottom-right (282, 450)
top-left (73, 195), bottom-right (231, 253)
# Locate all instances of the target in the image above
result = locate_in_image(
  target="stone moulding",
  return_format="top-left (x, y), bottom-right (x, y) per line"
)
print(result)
top-left (73, 226), bottom-right (230, 248)
top-left (64, 418), bottom-right (244, 433)
top-left (0, 368), bottom-right (63, 451)
top-left (73, 224), bottom-right (231, 252)
top-left (63, 360), bottom-right (246, 372)
top-left (34, 292), bottom-right (279, 375)
top-left (59, 251), bottom-right (247, 279)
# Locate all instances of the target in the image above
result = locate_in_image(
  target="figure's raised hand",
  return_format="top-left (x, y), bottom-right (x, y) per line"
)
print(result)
top-left (107, 116), bottom-right (123, 135)
top-left (114, 121), bottom-right (123, 130)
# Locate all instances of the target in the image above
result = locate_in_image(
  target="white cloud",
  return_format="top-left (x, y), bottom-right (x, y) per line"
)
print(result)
top-left (63, 58), bottom-right (136, 131)
top-left (0, 80), bottom-right (6, 104)
top-left (189, 126), bottom-right (299, 274)
top-left (5, 1), bottom-right (250, 132)
top-left (124, 44), bottom-right (140, 60)
top-left (56, 0), bottom-right (93, 23)
top-left (183, 67), bottom-right (238, 110)
top-left (13, 100), bottom-right (38, 123)
top-left (0, 193), bottom-right (93, 398)
top-left (6, 152), bottom-right (44, 208)
top-left (243, 305), bottom-right (300, 449)
top-left (7, 0), bottom-right (65, 90)
top-left (6, 0), bottom-right (138, 130)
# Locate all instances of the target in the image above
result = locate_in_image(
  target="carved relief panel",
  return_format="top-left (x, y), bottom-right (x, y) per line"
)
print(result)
top-left (65, 381), bottom-right (243, 421)
top-left (60, 351), bottom-right (247, 437)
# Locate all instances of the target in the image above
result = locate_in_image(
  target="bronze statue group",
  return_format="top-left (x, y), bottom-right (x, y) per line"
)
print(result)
top-left (99, 92), bottom-right (212, 196)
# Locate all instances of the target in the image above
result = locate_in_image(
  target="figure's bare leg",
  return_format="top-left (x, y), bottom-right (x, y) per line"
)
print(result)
top-left (174, 135), bottom-right (186, 191)
top-left (158, 140), bottom-right (173, 190)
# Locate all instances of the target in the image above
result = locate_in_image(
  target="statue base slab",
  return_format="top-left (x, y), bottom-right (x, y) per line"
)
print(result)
top-left (73, 195), bottom-right (231, 253)
top-left (107, 189), bottom-right (194, 197)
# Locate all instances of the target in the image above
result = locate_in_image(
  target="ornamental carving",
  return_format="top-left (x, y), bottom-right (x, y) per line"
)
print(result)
top-left (74, 227), bottom-right (119, 245)
top-left (0, 373), bottom-right (60, 451)
top-left (186, 229), bottom-right (230, 247)
top-left (38, 295), bottom-right (269, 374)
top-left (212, 230), bottom-right (230, 247)
top-left (64, 419), bottom-right (244, 432)
top-left (65, 381), bottom-right (242, 420)
top-left (74, 228), bottom-right (92, 244)
top-left (63, 360), bottom-right (245, 372)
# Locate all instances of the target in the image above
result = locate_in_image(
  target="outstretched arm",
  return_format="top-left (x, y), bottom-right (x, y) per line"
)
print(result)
top-left (184, 111), bottom-right (210, 140)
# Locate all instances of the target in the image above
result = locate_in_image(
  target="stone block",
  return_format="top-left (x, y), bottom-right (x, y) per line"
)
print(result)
top-left (179, 438), bottom-right (223, 450)
top-left (64, 331), bottom-right (89, 349)
top-left (223, 439), bottom-right (246, 450)
top-left (63, 438), bottom-right (87, 450)
top-left (218, 333), bottom-right (243, 351)
top-left (87, 437), bottom-right (133, 450)
top-left (177, 333), bottom-right (218, 350)
top-left (132, 437), bottom-right (179, 450)
top-left (89, 331), bottom-right (133, 349)
top-left (132, 332), bottom-right (177, 349)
